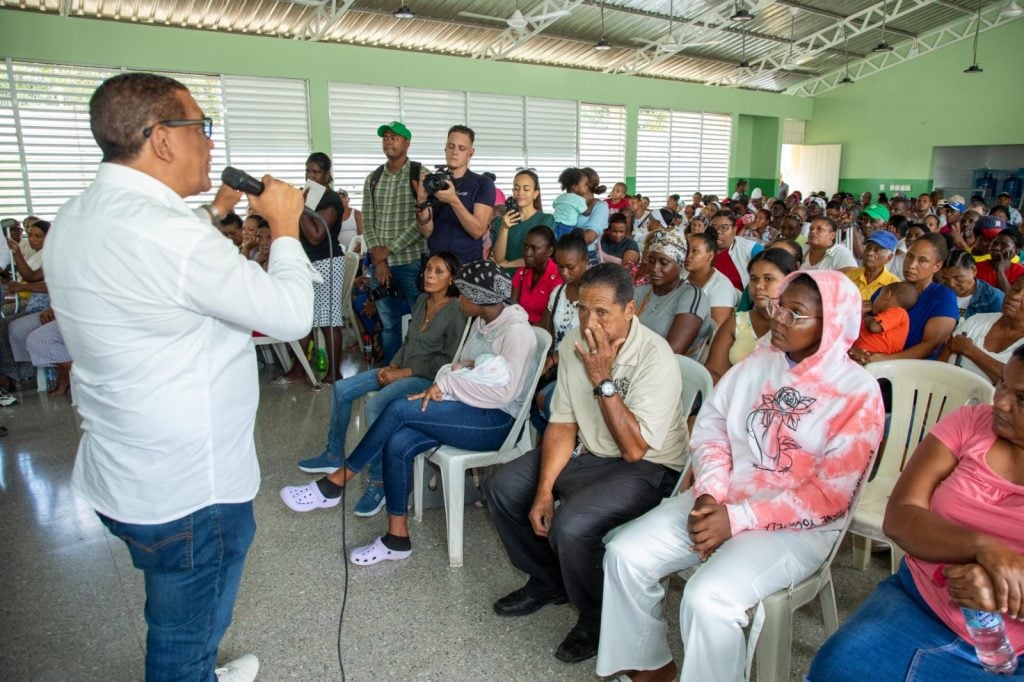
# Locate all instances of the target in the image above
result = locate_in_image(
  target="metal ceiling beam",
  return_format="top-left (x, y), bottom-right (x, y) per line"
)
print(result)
top-left (472, 0), bottom-right (590, 60)
top-left (786, 3), bottom-right (1021, 96)
top-left (773, 0), bottom-right (917, 39)
top-left (731, 0), bottom-right (941, 89)
top-left (291, 0), bottom-right (357, 42)
top-left (605, 0), bottom-right (751, 75)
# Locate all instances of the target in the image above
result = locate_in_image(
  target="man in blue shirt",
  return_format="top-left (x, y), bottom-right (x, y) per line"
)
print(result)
top-left (421, 125), bottom-right (495, 265)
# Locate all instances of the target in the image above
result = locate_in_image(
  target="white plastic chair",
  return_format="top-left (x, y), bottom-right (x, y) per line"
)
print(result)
top-left (252, 335), bottom-right (319, 387)
top-left (693, 318), bottom-right (718, 365)
top-left (338, 249), bottom-right (360, 341)
top-left (675, 437), bottom-right (881, 682)
top-left (849, 359), bottom-right (994, 572)
top-left (412, 326), bottom-right (552, 568)
top-left (346, 234), bottom-right (365, 256)
top-left (669, 355), bottom-right (713, 496)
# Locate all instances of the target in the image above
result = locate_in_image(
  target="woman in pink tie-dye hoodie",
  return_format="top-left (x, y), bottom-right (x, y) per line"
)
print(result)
top-left (596, 269), bottom-right (885, 682)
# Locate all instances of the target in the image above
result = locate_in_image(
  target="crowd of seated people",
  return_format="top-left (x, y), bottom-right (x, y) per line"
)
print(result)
top-left (10, 146), bottom-right (1024, 680)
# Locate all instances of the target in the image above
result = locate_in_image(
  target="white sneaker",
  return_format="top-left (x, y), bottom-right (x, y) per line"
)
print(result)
top-left (215, 654), bottom-right (260, 682)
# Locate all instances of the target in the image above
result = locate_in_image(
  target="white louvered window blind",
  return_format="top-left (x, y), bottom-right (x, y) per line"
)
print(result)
top-left (578, 103), bottom-right (626, 191)
top-left (221, 75), bottom-right (310, 192)
top-left (404, 87), bottom-right (465, 175)
top-left (0, 61), bottom-right (310, 219)
top-left (468, 92), bottom-right (524, 203)
top-left (328, 83), bottom-right (400, 208)
top-left (636, 107), bottom-right (733, 201)
top-left (525, 97), bottom-right (576, 211)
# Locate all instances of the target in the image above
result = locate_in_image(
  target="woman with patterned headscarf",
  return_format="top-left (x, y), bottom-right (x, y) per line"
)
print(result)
top-left (280, 259), bottom-right (536, 566)
top-left (633, 230), bottom-right (712, 357)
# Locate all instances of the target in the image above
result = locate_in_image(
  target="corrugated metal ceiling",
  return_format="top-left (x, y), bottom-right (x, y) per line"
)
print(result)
top-left (0, 0), bottom-right (1014, 93)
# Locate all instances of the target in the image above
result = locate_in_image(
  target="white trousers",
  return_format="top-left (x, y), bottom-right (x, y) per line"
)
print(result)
top-left (596, 490), bottom-right (838, 682)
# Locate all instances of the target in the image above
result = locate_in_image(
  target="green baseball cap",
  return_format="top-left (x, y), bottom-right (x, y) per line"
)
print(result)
top-left (863, 203), bottom-right (890, 222)
top-left (377, 121), bottom-right (411, 140)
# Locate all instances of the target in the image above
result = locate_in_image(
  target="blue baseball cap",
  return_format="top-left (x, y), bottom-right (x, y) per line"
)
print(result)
top-left (865, 231), bottom-right (899, 252)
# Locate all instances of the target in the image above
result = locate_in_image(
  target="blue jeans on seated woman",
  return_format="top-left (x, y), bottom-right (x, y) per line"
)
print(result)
top-left (322, 369), bottom-right (432, 484)
top-left (344, 398), bottom-right (514, 517)
top-left (807, 559), bottom-right (1024, 681)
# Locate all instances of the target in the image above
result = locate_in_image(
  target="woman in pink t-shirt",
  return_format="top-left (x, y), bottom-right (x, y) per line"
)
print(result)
top-left (810, 347), bottom-right (1024, 681)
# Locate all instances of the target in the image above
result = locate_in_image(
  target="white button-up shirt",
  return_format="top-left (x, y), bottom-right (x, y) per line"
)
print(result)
top-left (47, 163), bottom-right (314, 524)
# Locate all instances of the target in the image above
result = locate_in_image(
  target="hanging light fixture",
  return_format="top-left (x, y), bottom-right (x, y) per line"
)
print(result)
top-left (595, 2), bottom-right (612, 50)
top-left (393, 4), bottom-right (415, 19)
top-left (731, 2), bottom-right (755, 22)
top-left (965, 0), bottom-right (984, 73)
top-left (999, 0), bottom-right (1023, 18)
top-left (738, 33), bottom-right (751, 68)
top-left (873, 1), bottom-right (894, 52)
top-left (839, 24), bottom-right (854, 84)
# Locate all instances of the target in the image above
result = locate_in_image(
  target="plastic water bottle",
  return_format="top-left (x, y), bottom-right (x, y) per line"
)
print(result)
top-left (361, 334), bottom-right (373, 365)
top-left (45, 367), bottom-right (57, 391)
top-left (315, 347), bottom-right (328, 374)
top-left (962, 608), bottom-right (1019, 674)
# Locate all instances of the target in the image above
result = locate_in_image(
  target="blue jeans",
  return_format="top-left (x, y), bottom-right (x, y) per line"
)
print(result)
top-left (808, 560), bottom-right (1023, 681)
top-left (345, 398), bottom-right (514, 517)
top-left (98, 502), bottom-right (256, 681)
top-left (322, 368), bottom-right (432, 483)
top-left (375, 261), bottom-right (421, 364)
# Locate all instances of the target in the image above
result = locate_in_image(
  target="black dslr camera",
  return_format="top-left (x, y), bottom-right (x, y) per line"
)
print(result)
top-left (366, 280), bottom-right (400, 302)
top-left (423, 165), bottom-right (455, 195)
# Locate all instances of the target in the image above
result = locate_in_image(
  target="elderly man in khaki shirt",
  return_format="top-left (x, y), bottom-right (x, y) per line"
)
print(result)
top-left (485, 263), bottom-right (689, 666)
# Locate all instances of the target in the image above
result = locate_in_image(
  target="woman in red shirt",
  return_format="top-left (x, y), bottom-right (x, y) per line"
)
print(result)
top-left (511, 225), bottom-right (562, 325)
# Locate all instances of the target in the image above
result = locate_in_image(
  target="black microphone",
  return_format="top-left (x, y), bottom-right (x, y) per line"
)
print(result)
top-left (221, 166), bottom-right (265, 195)
top-left (221, 167), bottom-right (323, 221)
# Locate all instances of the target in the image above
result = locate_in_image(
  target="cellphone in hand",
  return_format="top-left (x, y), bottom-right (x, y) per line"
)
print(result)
top-left (504, 196), bottom-right (520, 223)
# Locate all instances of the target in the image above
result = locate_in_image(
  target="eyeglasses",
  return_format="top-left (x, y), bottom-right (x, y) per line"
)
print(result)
top-left (766, 299), bottom-right (821, 328)
top-left (515, 166), bottom-right (537, 173)
top-left (143, 117), bottom-right (214, 139)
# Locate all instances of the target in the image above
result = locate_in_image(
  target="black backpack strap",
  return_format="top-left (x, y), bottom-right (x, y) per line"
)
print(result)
top-left (368, 164), bottom-right (385, 215)
top-left (409, 160), bottom-right (422, 200)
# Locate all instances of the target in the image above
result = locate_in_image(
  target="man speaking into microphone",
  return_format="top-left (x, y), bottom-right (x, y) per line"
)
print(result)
top-left (45, 73), bottom-right (314, 681)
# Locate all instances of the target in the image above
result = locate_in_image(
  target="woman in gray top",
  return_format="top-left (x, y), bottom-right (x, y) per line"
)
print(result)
top-left (295, 251), bottom-right (467, 517)
top-left (633, 230), bottom-right (711, 357)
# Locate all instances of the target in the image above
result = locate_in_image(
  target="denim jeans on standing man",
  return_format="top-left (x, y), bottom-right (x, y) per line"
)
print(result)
top-left (321, 368), bottom-right (432, 484)
top-left (345, 398), bottom-right (514, 517)
top-left (374, 261), bottom-right (421, 364)
top-left (98, 502), bottom-right (256, 682)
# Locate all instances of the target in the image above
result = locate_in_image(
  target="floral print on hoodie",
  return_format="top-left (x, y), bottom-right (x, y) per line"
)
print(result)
top-left (690, 269), bottom-right (885, 534)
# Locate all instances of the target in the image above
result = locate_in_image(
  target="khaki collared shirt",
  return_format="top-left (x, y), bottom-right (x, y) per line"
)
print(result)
top-left (549, 319), bottom-right (689, 470)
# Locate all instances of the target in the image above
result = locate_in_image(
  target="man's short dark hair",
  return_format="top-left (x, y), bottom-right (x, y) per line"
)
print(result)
top-left (608, 212), bottom-right (628, 226)
top-left (580, 263), bottom-right (634, 307)
top-left (447, 124), bottom-right (475, 144)
top-left (89, 72), bottom-right (188, 163)
top-left (219, 213), bottom-right (244, 229)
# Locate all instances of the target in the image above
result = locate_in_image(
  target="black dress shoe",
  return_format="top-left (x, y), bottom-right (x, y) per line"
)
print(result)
top-left (493, 587), bottom-right (568, 616)
top-left (555, 624), bottom-right (599, 663)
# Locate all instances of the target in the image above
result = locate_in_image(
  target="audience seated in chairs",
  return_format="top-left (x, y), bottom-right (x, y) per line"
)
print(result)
top-left (485, 263), bottom-right (687, 665)
top-left (809, 346), bottom-right (1024, 680)
top-left (633, 230), bottom-right (711, 358)
top-left (532, 231), bottom-right (589, 435)
top-left (292, 251), bottom-right (466, 517)
top-left (596, 270), bottom-right (883, 682)
top-left (850, 234), bottom-right (958, 365)
top-left (1, 219), bottom-right (50, 391)
top-left (939, 276), bottom-right (1024, 384)
top-left (280, 260), bottom-right (534, 567)
top-left (942, 249), bottom-right (1004, 321)
top-left (705, 248), bottom-right (799, 385)
top-left (684, 229), bottom-right (738, 329)
top-left (510, 225), bottom-right (561, 325)
top-left (598, 212), bottom-right (641, 266)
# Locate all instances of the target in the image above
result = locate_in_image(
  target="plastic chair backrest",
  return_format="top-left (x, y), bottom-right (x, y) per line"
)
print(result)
top-left (866, 359), bottom-right (994, 481)
top-left (676, 354), bottom-right (714, 418)
top-left (694, 318), bottom-right (718, 365)
top-left (339, 249), bottom-right (360, 309)
top-left (497, 327), bottom-right (552, 453)
top-left (346, 234), bottom-right (366, 255)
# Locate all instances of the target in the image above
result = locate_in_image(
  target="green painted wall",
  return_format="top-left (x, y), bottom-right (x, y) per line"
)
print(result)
top-left (0, 9), bottom-right (811, 187)
top-left (805, 19), bottom-right (1024, 194)
top-left (730, 114), bottom-right (781, 198)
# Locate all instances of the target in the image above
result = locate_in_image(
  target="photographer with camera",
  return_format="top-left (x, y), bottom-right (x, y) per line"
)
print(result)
top-left (418, 125), bottom-right (495, 266)
top-left (490, 168), bottom-right (555, 276)
top-left (363, 121), bottom-right (430, 364)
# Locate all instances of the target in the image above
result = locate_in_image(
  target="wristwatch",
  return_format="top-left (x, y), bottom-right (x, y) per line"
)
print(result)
top-left (593, 378), bottom-right (616, 398)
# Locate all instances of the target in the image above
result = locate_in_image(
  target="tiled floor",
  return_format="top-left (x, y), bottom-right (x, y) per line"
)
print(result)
top-left (0, 355), bottom-right (890, 681)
